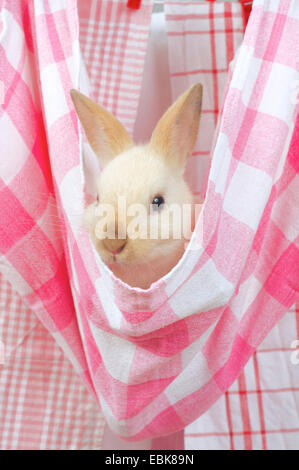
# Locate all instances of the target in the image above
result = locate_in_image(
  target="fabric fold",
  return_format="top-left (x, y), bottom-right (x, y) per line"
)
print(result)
top-left (0, 0), bottom-right (298, 440)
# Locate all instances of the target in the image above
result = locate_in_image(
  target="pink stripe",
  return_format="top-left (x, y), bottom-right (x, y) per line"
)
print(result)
top-left (214, 334), bottom-right (254, 391)
top-left (253, 353), bottom-right (267, 450)
top-left (167, 28), bottom-right (243, 36)
top-left (186, 428), bottom-right (299, 438)
top-left (224, 2), bottom-right (234, 66)
top-left (171, 68), bottom-right (228, 77)
top-left (166, 12), bottom-right (243, 21)
top-left (238, 371), bottom-right (253, 450)
top-left (0, 185), bottom-right (36, 253)
top-left (263, 13), bottom-right (288, 62)
top-left (225, 392), bottom-right (234, 450)
top-left (209, 3), bottom-right (219, 125)
top-left (44, 9), bottom-right (65, 62)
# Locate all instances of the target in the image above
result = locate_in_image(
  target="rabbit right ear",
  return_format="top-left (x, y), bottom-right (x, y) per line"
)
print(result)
top-left (70, 90), bottom-right (133, 167)
top-left (150, 84), bottom-right (202, 172)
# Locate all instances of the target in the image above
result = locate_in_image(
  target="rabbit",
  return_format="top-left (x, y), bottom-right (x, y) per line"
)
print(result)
top-left (70, 84), bottom-right (203, 290)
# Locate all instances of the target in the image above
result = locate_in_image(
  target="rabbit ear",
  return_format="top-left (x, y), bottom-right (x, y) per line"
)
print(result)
top-left (150, 84), bottom-right (203, 172)
top-left (70, 90), bottom-right (133, 167)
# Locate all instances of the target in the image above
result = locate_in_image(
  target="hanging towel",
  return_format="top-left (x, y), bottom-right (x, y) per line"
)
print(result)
top-left (78, 0), bottom-right (153, 135)
top-left (165, 0), bottom-right (299, 450)
top-left (165, 0), bottom-right (244, 198)
top-left (0, 270), bottom-right (104, 450)
top-left (185, 301), bottom-right (299, 450)
top-left (0, 0), bottom-right (298, 442)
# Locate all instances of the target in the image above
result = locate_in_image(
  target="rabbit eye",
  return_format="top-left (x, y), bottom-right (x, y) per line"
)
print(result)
top-left (151, 195), bottom-right (165, 212)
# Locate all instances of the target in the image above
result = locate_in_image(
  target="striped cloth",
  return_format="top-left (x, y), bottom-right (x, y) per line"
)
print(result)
top-left (185, 302), bottom-right (299, 450)
top-left (165, 1), bottom-right (299, 450)
top-left (0, 0), bottom-right (298, 446)
top-left (165, 0), bottom-right (245, 198)
top-left (78, 0), bottom-right (153, 134)
top-left (0, 272), bottom-right (104, 450)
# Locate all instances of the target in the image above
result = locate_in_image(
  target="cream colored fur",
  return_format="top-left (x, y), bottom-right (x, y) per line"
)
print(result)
top-left (71, 84), bottom-right (203, 289)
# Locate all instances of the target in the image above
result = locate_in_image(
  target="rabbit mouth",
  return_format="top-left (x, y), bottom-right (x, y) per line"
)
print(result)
top-left (102, 239), bottom-right (126, 256)
top-left (100, 243), bottom-right (131, 266)
top-left (102, 248), bottom-right (125, 265)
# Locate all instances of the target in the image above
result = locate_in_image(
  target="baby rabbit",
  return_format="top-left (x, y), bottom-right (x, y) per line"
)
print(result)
top-left (70, 84), bottom-right (203, 289)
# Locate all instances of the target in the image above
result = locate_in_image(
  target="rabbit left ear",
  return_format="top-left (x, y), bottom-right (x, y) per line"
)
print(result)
top-left (70, 89), bottom-right (133, 167)
top-left (150, 84), bottom-right (203, 172)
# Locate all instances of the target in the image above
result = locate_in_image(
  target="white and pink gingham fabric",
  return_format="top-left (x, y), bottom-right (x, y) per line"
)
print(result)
top-left (0, 0), bottom-right (299, 445)
top-left (0, 271), bottom-right (104, 450)
top-left (185, 301), bottom-right (299, 450)
top-left (78, 0), bottom-right (153, 134)
top-left (0, 0), bottom-right (152, 443)
top-left (165, 0), bottom-right (245, 198)
top-left (165, 0), bottom-right (299, 450)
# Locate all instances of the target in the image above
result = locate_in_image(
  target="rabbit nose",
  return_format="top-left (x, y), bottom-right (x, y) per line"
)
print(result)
top-left (103, 238), bottom-right (126, 254)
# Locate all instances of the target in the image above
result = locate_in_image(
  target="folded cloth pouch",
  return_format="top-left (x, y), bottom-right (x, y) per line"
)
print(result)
top-left (0, 0), bottom-right (298, 441)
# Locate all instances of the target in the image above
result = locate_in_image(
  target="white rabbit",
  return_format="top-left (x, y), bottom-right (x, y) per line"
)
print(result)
top-left (71, 84), bottom-right (203, 289)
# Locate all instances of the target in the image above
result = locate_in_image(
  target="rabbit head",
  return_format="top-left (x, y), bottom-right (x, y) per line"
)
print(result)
top-left (71, 84), bottom-right (202, 286)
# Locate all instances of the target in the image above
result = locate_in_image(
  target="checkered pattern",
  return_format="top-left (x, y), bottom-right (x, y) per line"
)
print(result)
top-left (185, 302), bottom-right (299, 450)
top-left (78, 0), bottom-right (153, 134)
top-left (0, 272), bottom-right (104, 449)
top-left (167, 0), bottom-right (299, 450)
top-left (0, 0), bottom-right (298, 446)
top-left (165, 0), bottom-right (245, 199)
top-left (166, 3), bottom-right (299, 449)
